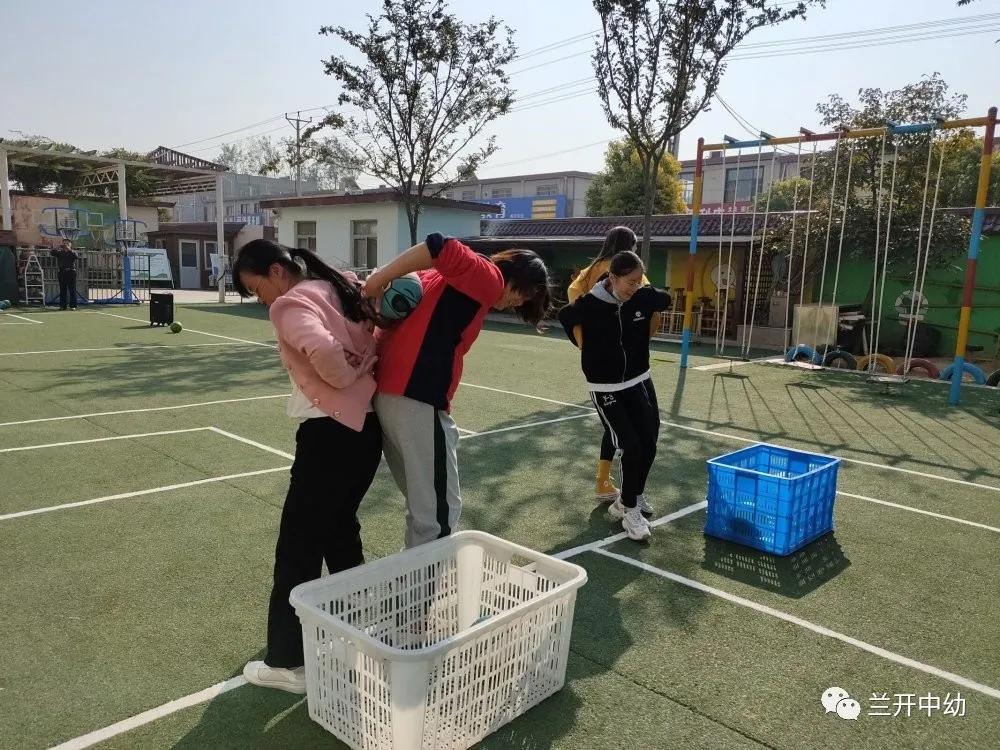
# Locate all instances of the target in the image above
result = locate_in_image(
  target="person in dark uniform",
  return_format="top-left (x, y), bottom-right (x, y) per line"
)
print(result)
top-left (51, 240), bottom-right (79, 309)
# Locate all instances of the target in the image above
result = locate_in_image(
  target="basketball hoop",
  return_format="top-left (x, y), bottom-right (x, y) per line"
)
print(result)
top-left (38, 207), bottom-right (90, 245)
top-left (114, 218), bottom-right (147, 252)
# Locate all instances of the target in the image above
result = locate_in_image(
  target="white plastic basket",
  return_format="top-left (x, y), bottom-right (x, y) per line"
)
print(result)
top-left (290, 530), bottom-right (588, 750)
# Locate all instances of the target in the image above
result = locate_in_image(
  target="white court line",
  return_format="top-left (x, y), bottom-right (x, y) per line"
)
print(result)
top-left (7, 413), bottom-right (603, 523)
top-left (593, 548), bottom-right (1000, 701)
top-left (40, 480), bottom-right (993, 745)
top-left (838, 492), bottom-right (1000, 534)
top-left (461, 382), bottom-right (593, 411)
top-left (0, 427), bottom-right (209, 454)
top-left (49, 676), bottom-right (248, 750)
top-left (461, 412), bottom-right (594, 439)
top-left (556, 501), bottom-right (708, 560)
top-left (90, 311), bottom-right (277, 349)
top-left (0, 312), bottom-right (44, 324)
top-left (0, 343), bottom-right (264, 357)
top-left (0, 467), bottom-right (289, 522)
top-left (457, 427), bottom-right (478, 436)
top-left (207, 427), bottom-right (294, 460)
top-left (45, 500), bottom-right (706, 749)
top-left (692, 356), bottom-right (783, 372)
top-left (461, 381), bottom-right (1000, 495)
top-left (0, 394), bottom-right (287, 428)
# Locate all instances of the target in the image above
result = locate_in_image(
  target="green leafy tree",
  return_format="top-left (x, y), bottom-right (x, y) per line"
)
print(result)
top-left (762, 74), bottom-right (980, 295)
top-left (752, 177), bottom-right (812, 212)
top-left (586, 138), bottom-right (686, 216)
top-left (4, 135), bottom-right (158, 199)
top-left (4, 134), bottom-right (80, 193)
top-left (591, 0), bottom-right (822, 265)
top-left (309, 0), bottom-right (516, 243)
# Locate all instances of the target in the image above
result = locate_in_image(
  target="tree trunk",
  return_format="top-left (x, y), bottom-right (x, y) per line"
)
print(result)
top-left (640, 162), bottom-right (654, 269)
top-left (406, 199), bottom-right (419, 245)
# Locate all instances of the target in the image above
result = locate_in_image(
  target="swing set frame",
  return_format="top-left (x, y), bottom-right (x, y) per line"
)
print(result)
top-left (680, 107), bottom-right (997, 406)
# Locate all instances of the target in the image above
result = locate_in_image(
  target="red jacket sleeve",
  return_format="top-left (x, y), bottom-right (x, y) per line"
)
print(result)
top-left (426, 233), bottom-right (504, 307)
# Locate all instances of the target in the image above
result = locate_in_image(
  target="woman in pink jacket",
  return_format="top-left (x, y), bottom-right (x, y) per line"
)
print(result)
top-left (233, 239), bottom-right (382, 695)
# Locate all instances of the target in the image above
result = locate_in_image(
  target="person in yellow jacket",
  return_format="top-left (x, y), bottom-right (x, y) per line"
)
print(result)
top-left (567, 226), bottom-right (662, 503)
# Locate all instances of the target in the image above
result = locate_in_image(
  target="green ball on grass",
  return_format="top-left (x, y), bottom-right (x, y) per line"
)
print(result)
top-left (169, 321), bottom-right (183, 333)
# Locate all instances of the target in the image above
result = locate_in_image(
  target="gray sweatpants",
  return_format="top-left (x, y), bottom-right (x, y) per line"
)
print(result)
top-left (374, 393), bottom-right (462, 549)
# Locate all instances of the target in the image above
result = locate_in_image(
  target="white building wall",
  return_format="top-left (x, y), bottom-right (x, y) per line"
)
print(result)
top-left (275, 203), bottom-right (400, 268)
top-left (402, 205), bottom-right (486, 247)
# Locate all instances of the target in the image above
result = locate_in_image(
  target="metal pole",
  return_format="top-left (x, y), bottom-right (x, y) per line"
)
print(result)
top-left (117, 162), bottom-right (134, 303)
top-left (680, 137), bottom-right (705, 368)
top-left (0, 149), bottom-right (11, 231)
top-left (285, 111), bottom-right (313, 197)
top-left (217, 174), bottom-right (226, 303)
top-left (949, 106), bottom-right (997, 405)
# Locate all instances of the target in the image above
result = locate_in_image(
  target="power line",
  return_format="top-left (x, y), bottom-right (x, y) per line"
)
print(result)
top-left (736, 12), bottom-right (1000, 49)
top-left (509, 12), bottom-right (1000, 76)
top-left (512, 32), bottom-right (595, 62)
top-left (515, 77), bottom-right (595, 102)
top-left (510, 88), bottom-right (599, 114)
top-left (186, 123), bottom-right (291, 155)
top-left (169, 104), bottom-right (336, 152)
top-left (170, 116), bottom-right (285, 149)
top-left (729, 24), bottom-right (1000, 61)
top-left (479, 139), bottom-right (610, 172)
top-left (508, 19), bottom-right (999, 114)
top-left (507, 0), bottom-right (812, 63)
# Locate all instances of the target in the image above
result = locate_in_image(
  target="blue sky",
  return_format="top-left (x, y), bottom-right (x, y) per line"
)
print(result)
top-left (3, 0), bottom-right (998, 181)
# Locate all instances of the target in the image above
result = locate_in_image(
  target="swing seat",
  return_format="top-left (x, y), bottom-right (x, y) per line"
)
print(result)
top-left (867, 373), bottom-right (908, 386)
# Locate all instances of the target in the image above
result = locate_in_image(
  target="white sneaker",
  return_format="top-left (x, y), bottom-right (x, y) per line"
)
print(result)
top-left (636, 494), bottom-right (654, 518)
top-left (622, 506), bottom-right (652, 541)
top-left (608, 498), bottom-right (627, 519)
top-left (243, 660), bottom-right (306, 694)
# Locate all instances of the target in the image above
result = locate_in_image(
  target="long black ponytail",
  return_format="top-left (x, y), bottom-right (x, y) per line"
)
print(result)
top-left (595, 225), bottom-right (637, 263)
top-left (232, 239), bottom-right (377, 323)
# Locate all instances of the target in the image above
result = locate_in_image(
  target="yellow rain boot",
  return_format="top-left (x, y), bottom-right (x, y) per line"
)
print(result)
top-left (596, 459), bottom-right (619, 503)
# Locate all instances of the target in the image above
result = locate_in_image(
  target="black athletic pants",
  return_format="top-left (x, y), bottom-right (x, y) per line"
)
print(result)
top-left (58, 269), bottom-right (77, 309)
top-left (265, 413), bottom-right (382, 668)
top-left (590, 380), bottom-right (660, 508)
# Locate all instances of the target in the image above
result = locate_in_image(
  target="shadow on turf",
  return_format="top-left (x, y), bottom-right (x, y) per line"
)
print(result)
top-left (171, 654), bottom-right (331, 749)
top-left (177, 303), bottom-right (270, 322)
top-left (701, 532), bottom-right (850, 599)
top-left (168, 405), bottom-right (644, 749)
top-left (684, 365), bottom-right (1000, 485)
top-left (32, 337), bottom-right (282, 399)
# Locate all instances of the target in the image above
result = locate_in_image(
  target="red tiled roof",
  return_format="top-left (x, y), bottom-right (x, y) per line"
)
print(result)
top-left (480, 212), bottom-right (797, 239)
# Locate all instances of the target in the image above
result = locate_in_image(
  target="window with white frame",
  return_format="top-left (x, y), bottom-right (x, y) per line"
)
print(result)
top-left (461, 190), bottom-right (477, 201)
top-left (535, 184), bottom-right (558, 196)
top-left (351, 220), bottom-right (378, 269)
top-left (490, 187), bottom-right (512, 198)
top-left (724, 166), bottom-right (764, 203)
top-left (295, 221), bottom-right (317, 251)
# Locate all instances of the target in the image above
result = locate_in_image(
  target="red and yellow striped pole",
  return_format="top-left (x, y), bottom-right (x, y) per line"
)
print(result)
top-left (949, 106), bottom-right (997, 405)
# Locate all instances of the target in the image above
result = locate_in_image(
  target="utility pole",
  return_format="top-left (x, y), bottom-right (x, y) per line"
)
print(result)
top-left (285, 111), bottom-right (313, 196)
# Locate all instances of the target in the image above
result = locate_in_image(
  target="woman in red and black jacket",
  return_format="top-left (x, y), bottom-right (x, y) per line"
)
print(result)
top-left (363, 232), bottom-right (551, 549)
top-left (558, 250), bottom-right (671, 542)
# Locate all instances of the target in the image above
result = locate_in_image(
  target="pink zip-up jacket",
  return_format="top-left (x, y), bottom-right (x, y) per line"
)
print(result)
top-left (268, 278), bottom-right (377, 432)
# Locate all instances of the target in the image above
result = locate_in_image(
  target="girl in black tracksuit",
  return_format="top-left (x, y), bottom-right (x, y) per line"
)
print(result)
top-left (558, 251), bottom-right (671, 541)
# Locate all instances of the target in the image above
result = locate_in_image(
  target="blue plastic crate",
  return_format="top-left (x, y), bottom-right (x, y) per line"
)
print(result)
top-left (704, 443), bottom-right (841, 556)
